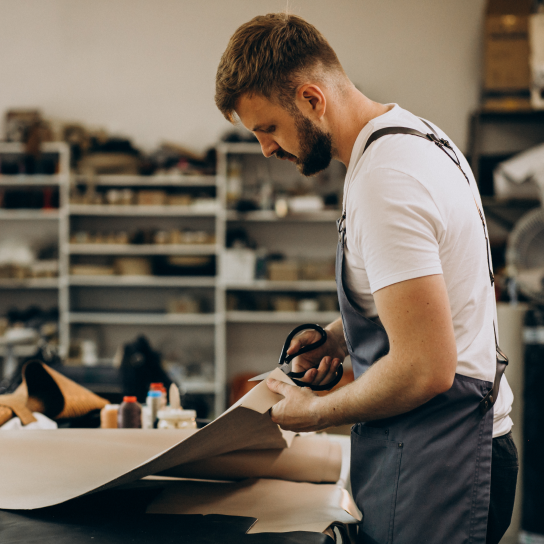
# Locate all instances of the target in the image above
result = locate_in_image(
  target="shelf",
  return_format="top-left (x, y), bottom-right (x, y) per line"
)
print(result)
top-left (224, 280), bottom-right (337, 291)
top-left (68, 312), bottom-right (217, 325)
top-left (216, 142), bottom-right (262, 154)
top-left (226, 210), bottom-right (340, 222)
top-left (183, 381), bottom-right (217, 394)
top-left (0, 175), bottom-right (64, 186)
top-left (68, 204), bottom-right (219, 216)
top-left (68, 276), bottom-right (216, 287)
top-left (66, 244), bottom-right (218, 256)
top-left (475, 109), bottom-right (544, 122)
top-left (481, 196), bottom-right (540, 208)
top-left (0, 344), bottom-right (38, 357)
top-left (0, 142), bottom-right (68, 154)
top-left (0, 209), bottom-right (60, 220)
top-left (73, 174), bottom-right (216, 187)
top-left (226, 311), bottom-right (339, 323)
top-left (0, 278), bottom-right (59, 289)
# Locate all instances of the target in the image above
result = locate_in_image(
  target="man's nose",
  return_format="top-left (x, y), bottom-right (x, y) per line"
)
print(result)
top-left (256, 135), bottom-right (279, 158)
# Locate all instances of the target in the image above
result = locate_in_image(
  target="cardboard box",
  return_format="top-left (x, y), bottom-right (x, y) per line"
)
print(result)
top-left (530, 13), bottom-right (544, 108)
top-left (137, 190), bottom-right (166, 206)
top-left (484, 0), bottom-right (532, 91)
top-left (272, 296), bottom-right (298, 312)
top-left (268, 260), bottom-right (299, 282)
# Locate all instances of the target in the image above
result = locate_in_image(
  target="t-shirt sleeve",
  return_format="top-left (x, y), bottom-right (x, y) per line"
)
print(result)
top-left (348, 166), bottom-right (445, 293)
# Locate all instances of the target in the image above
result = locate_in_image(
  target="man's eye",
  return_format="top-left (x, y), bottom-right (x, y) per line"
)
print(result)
top-left (266, 126), bottom-right (276, 133)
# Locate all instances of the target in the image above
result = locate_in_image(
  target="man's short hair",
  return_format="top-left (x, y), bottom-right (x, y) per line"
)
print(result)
top-left (215, 13), bottom-right (343, 122)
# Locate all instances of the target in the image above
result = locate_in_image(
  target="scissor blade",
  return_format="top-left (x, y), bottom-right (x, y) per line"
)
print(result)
top-left (248, 371), bottom-right (273, 382)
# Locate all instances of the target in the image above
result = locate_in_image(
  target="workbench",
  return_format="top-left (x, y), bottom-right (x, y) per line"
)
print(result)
top-left (0, 435), bottom-right (355, 544)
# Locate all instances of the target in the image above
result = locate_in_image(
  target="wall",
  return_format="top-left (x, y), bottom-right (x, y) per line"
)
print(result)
top-left (0, 0), bottom-right (485, 154)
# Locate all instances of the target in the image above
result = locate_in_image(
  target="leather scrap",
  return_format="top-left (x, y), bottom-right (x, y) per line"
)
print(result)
top-left (0, 394), bottom-right (37, 426)
top-left (0, 361), bottom-right (108, 426)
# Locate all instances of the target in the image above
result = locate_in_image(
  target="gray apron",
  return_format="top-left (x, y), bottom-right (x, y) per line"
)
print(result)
top-left (337, 125), bottom-right (497, 544)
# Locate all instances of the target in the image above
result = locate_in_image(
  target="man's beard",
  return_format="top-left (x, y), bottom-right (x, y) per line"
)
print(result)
top-left (276, 112), bottom-right (333, 177)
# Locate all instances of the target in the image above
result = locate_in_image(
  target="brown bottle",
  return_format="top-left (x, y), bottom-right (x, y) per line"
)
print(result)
top-left (118, 396), bottom-right (142, 428)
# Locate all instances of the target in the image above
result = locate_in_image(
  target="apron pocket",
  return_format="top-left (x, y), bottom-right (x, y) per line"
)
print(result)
top-left (351, 424), bottom-right (403, 544)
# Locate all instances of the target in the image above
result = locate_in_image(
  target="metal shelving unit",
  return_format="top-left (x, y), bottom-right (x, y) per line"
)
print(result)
top-left (64, 170), bottom-right (225, 415)
top-left (68, 275), bottom-right (216, 287)
top-left (223, 280), bottom-right (337, 291)
top-left (0, 210), bottom-right (60, 220)
top-left (1, 140), bottom-right (342, 414)
top-left (225, 209), bottom-right (339, 222)
top-left (216, 142), bottom-right (342, 387)
top-left (0, 142), bottom-right (70, 370)
top-left (0, 175), bottom-right (65, 186)
top-left (226, 311), bottom-right (340, 324)
top-left (73, 174), bottom-right (216, 187)
top-left (0, 278), bottom-right (59, 289)
top-left (68, 204), bottom-right (218, 216)
top-left (66, 244), bottom-right (218, 256)
top-left (68, 312), bottom-right (216, 325)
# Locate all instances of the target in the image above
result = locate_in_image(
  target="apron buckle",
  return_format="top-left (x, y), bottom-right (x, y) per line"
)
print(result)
top-left (337, 211), bottom-right (346, 241)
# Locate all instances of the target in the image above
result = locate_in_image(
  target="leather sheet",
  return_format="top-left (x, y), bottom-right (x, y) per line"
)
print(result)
top-left (0, 369), bottom-right (294, 510)
top-left (146, 477), bottom-right (361, 534)
top-left (0, 368), bottom-right (356, 536)
top-left (160, 434), bottom-right (342, 483)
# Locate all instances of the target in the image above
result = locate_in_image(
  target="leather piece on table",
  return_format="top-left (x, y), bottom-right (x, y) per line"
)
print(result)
top-left (160, 434), bottom-right (342, 483)
top-left (146, 478), bottom-right (361, 534)
top-left (0, 391), bottom-right (37, 426)
top-left (20, 361), bottom-right (108, 419)
top-left (0, 487), bottom-right (335, 544)
top-left (0, 369), bottom-right (294, 510)
top-left (0, 361), bottom-right (108, 426)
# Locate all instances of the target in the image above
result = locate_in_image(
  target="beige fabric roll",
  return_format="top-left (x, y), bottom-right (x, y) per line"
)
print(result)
top-left (160, 434), bottom-right (342, 483)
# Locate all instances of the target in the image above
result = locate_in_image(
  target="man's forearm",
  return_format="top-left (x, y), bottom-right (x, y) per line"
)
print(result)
top-left (316, 350), bottom-right (452, 428)
top-left (269, 275), bottom-right (457, 432)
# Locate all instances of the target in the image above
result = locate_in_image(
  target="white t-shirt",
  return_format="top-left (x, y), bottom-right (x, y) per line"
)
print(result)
top-left (342, 104), bottom-right (513, 438)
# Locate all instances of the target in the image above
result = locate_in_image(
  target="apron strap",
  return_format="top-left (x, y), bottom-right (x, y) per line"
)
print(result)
top-left (353, 121), bottom-right (507, 413)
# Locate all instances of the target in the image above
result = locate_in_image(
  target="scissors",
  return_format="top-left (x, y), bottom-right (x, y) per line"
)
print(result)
top-left (249, 323), bottom-right (343, 391)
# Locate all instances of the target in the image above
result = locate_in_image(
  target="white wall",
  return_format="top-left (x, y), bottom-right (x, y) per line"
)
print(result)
top-left (0, 0), bottom-right (485, 154)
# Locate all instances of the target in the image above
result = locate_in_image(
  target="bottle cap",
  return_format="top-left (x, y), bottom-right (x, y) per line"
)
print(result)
top-left (150, 383), bottom-right (164, 390)
top-left (148, 390), bottom-right (162, 397)
top-left (123, 396), bottom-right (137, 403)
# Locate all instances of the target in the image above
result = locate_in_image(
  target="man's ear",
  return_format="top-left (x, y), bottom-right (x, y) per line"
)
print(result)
top-left (296, 84), bottom-right (326, 119)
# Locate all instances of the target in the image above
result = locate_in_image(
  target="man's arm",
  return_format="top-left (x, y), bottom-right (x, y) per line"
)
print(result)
top-left (268, 274), bottom-right (457, 432)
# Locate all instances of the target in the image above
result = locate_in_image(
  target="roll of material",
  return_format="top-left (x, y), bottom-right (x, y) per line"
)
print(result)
top-left (159, 434), bottom-right (342, 484)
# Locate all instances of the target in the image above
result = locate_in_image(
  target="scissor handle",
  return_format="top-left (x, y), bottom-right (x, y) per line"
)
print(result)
top-left (290, 363), bottom-right (343, 392)
top-left (279, 323), bottom-right (327, 367)
top-left (279, 323), bottom-right (343, 392)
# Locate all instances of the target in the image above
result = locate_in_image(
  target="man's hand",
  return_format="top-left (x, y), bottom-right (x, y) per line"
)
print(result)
top-left (288, 318), bottom-right (347, 386)
top-left (267, 377), bottom-right (330, 432)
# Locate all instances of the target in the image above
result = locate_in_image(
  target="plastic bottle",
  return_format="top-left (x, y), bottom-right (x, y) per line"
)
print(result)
top-left (149, 383), bottom-right (167, 409)
top-left (117, 396), bottom-right (141, 428)
top-left (146, 390), bottom-right (162, 429)
top-left (100, 404), bottom-right (119, 428)
top-left (169, 383), bottom-right (181, 409)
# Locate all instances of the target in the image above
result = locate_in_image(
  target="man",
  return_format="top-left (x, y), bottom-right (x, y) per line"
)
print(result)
top-left (215, 13), bottom-right (518, 544)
